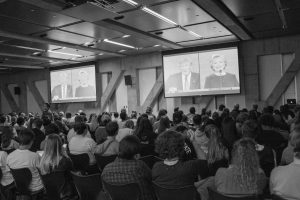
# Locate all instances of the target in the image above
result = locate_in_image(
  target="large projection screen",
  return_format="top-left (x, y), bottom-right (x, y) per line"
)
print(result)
top-left (163, 46), bottom-right (240, 97)
top-left (50, 65), bottom-right (96, 103)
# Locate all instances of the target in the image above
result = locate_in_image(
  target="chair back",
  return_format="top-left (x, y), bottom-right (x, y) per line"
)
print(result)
top-left (139, 155), bottom-right (162, 169)
top-left (40, 171), bottom-right (65, 200)
top-left (153, 182), bottom-right (198, 200)
top-left (94, 154), bottom-right (117, 170)
top-left (102, 180), bottom-right (140, 200)
top-left (9, 168), bottom-right (32, 195)
top-left (69, 153), bottom-right (90, 172)
top-left (71, 171), bottom-right (102, 200)
top-left (208, 187), bottom-right (262, 200)
top-left (272, 194), bottom-right (288, 200)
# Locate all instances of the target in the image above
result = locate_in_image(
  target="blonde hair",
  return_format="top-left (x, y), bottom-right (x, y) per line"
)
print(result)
top-left (40, 134), bottom-right (64, 174)
top-left (231, 138), bottom-right (260, 194)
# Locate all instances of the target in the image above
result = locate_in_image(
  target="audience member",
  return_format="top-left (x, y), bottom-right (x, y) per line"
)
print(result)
top-left (67, 115), bottom-right (91, 142)
top-left (186, 107), bottom-right (196, 125)
top-left (102, 135), bottom-right (156, 200)
top-left (157, 116), bottom-right (170, 134)
top-left (0, 150), bottom-right (14, 187)
top-left (214, 138), bottom-right (267, 196)
top-left (39, 134), bottom-right (77, 198)
top-left (152, 130), bottom-right (208, 188)
top-left (7, 128), bottom-right (44, 192)
top-left (68, 122), bottom-right (97, 165)
top-left (136, 118), bottom-right (157, 156)
top-left (30, 118), bottom-right (45, 152)
top-left (270, 125), bottom-right (300, 199)
top-left (116, 120), bottom-right (134, 142)
top-left (94, 121), bottom-right (119, 156)
top-left (118, 112), bottom-right (128, 129)
top-left (1, 126), bottom-right (19, 152)
top-left (146, 107), bottom-right (156, 125)
top-left (95, 114), bottom-right (111, 144)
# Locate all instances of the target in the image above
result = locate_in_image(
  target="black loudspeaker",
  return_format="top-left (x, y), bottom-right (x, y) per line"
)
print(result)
top-left (287, 99), bottom-right (296, 105)
top-left (124, 75), bottom-right (132, 85)
top-left (14, 87), bottom-right (20, 95)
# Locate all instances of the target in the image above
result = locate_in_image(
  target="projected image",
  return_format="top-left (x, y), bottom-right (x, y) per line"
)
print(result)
top-left (50, 65), bottom-right (96, 103)
top-left (163, 47), bottom-right (240, 97)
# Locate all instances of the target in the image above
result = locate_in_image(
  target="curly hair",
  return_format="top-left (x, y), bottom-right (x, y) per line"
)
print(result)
top-left (155, 130), bottom-right (184, 159)
top-left (231, 138), bottom-right (260, 194)
top-left (206, 125), bottom-right (229, 164)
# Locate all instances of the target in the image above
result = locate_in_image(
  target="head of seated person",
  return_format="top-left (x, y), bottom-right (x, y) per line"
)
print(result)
top-left (136, 118), bottom-right (154, 143)
top-left (16, 116), bottom-right (25, 127)
top-left (241, 120), bottom-right (259, 139)
top-left (106, 121), bottom-right (119, 138)
top-left (118, 135), bottom-right (141, 160)
top-left (19, 128), bottom-right (35, 149)
top-left (235, 112), bottom-right (249, 136)
top-left (32, 118), bottom-right (43, 130)
top-left (259, 114), bottom-right (274, 130)
top-left (98, 114), bottom-right (111, 127)
top-left (1, 126), bottom-right (17, 150)
top-left (173, 111), bottom-right (183, 125)
top-left (74, 122), bottom-right (88, 136)
top-left (45, 123), bottom-right (60, 136)
top-left (155, 130), bottom-right (184, 161)
top-left (124, 120), bottom-right (134, 129)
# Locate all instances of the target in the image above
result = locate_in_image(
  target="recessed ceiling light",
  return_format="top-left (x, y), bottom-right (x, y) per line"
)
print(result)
top-left (98, 53), bottom-right (104, 56)
top-left (122, 0), bottom-right (138, 6)
top-left (47, 50), bottom-right (83, 57)
top-left (119, 50), bottom-right (126, 52)
top-left (153, 44), bottom-right (160, 47)
top-left (141, 6), bottom-right (178, 26)
top-left (122, 35), bottom-right (131, 38)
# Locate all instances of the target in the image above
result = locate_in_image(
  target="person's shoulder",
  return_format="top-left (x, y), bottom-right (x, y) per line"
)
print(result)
top-left (205, 73), bottom-right (216, 79)
top-left (167, 72), bottom-right (181, 80)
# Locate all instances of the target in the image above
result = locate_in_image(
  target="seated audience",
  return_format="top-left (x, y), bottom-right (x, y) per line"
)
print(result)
top-left (40, 134), bottom-right (77, 199)
top-left (242, 120), bottom-right (276, 177)
top-left (102, 135), bottom-right (156, 200)
top-left (257, 114), bottom-right (287, 164)
top-left (95, 114), bottom-right (111, 144)
top-left (69, 122), bottom-right (97, 165)
top-left (205, 125), bottom-right (229, 176)
top-left (15, 116), bottom-right (26, 134)
top-left (136, 118), bottom-right (157, 156)
top-left (30, 118), bottom-right (45, 152)
top-left (1, 126), bottom-right (19, 152)
top-left (153, 109), bottom-right (167, 133)
top-left (116, 120), bottom-right (134, 142)
top-left (152, 130), bottom-right (209, 188)
top-left (94, 121), bottom-right (119, 156)
top-left (6, 129), bottom-right (44, 192)
top-left (221, 109), bottom-right (238, 150)
top-left (270, 125), bottom-right (300, 199)
top-left (175, 125), bottom-right (197, 161)
top-left (215, 138), bottom-right (267, 196)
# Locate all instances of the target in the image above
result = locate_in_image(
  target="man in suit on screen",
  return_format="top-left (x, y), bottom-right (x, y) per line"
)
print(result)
top-left (75, 70), bottom-right (96, 98)
top-left (51, 71), bottom-right (73, 101)
top-left (165, 58), bottom-right (200, 93)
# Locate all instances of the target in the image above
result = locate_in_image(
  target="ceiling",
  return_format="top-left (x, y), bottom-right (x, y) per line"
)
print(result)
top-left (0, 0), bottom-right (298, 72)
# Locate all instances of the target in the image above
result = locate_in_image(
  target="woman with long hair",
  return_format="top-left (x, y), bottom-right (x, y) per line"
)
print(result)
top-left (157, 116), bottom-right (170, 134)
top-left (214, 138), bottom-right (267, 196)
top-left (205, 125), bottom-right (229, 176)
top-left (1, 126), bottom-right (19, 152)
top-left (40, 134), bottom-right (77, 198)
top-left (136, 117), bottom-right (157, 156)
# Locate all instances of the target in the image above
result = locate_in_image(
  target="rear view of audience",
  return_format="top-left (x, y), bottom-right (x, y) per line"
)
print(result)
top-left (1, 126), bottom-right (19, 152)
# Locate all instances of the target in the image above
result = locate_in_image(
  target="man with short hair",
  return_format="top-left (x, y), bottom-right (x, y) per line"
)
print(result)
top-left (102, 135), bottom-right (156, 200)
top-left (186, 107), bottom-right (196, 125)
top-left (270, 126), bottom-right (300, 199)
top-left (6, 129), bottom-right (43, 192)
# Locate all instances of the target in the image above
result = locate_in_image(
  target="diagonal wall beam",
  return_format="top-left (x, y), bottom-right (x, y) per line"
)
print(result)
top-left (0, 30), bottom-right (123, 57)
top-left (141, 72), bottom-right (163, 111)
top-left (192, 0), bottom-right (252, 40)
top-left (100, 70), bottom-right (125, 113)
top-left (0, 84), bottom-right (20, 112)
top-left (27, 81), bottom-right (46, 112)
top-left (266, 52), bottom-right (300, 106)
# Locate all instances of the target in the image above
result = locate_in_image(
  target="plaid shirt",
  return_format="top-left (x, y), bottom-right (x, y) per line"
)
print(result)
top-left (102, 157), bottom-right (156, 200)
